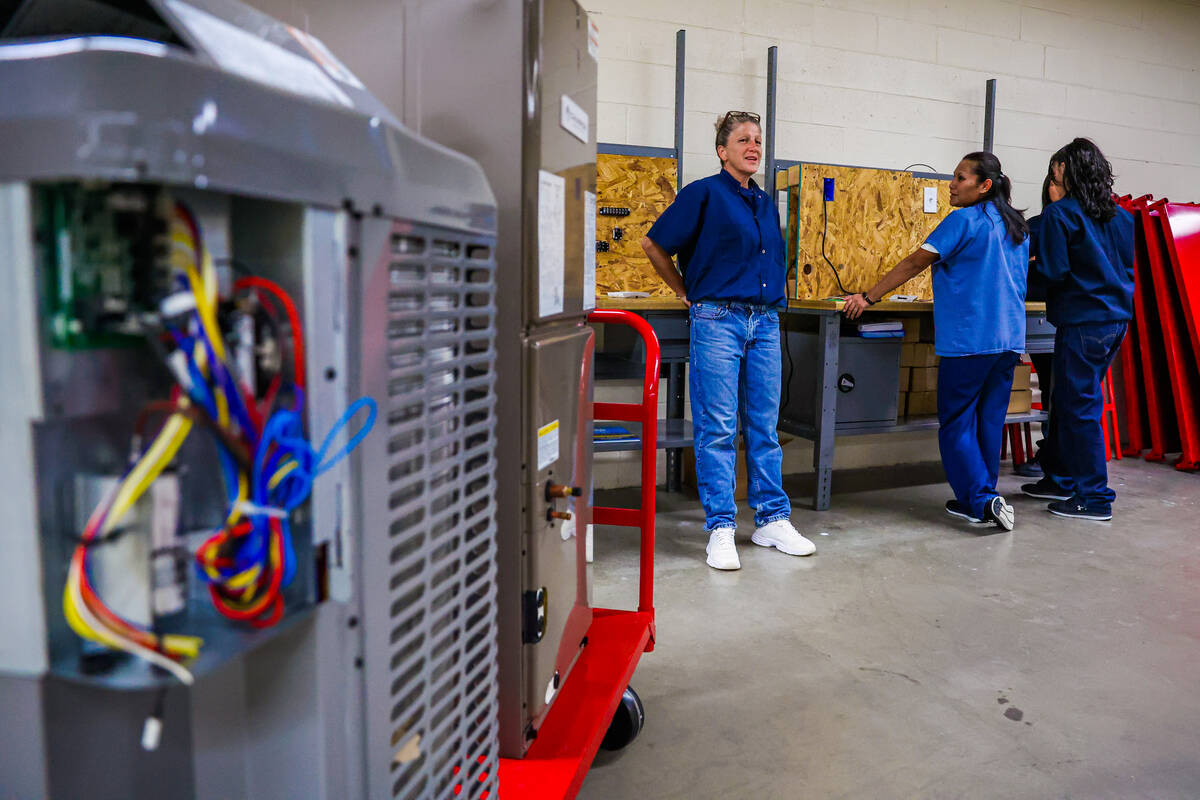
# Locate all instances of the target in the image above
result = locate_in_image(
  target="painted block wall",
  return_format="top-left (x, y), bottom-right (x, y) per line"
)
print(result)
top-left (587, 0), bottom-right (1200, 213)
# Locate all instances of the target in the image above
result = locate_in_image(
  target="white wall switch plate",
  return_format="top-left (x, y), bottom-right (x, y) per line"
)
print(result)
top-left (924, 186), bottom-right (938, 213)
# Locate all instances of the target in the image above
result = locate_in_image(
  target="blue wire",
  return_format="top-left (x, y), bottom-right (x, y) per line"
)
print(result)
top-left (196, 390), bottom-right (378, 594)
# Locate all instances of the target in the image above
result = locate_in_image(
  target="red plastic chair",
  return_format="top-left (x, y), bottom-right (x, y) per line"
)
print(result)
top-left (1004, 365), bottom-right (1120, 465)
top-left (1101, 367), bottom-right (1121, 461)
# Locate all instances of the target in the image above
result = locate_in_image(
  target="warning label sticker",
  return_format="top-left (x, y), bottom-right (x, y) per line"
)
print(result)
top-left (537, 419), bottom-right (560, 471)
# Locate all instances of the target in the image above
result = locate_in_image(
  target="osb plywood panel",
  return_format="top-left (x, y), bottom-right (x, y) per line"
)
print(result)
top-left (595, 153), bottom-right (677, 297)
top-left (791, 164), bottom-right (951, 300)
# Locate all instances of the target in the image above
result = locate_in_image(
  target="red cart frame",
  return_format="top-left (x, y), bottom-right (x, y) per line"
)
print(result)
top-left (498, 309), bottom-right (659, 800)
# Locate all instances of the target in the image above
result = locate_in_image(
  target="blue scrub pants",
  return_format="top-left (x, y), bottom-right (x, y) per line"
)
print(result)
top-left (937, 351), bottom-right (1021, 519)
top-left (689, 302), bottom-right (791, 531)
top-left (1040, 322), bottom-right (1127, 509)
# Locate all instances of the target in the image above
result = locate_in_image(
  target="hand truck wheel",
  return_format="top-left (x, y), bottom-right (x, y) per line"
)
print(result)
top-left (600, 685), bottom-right (644, 751)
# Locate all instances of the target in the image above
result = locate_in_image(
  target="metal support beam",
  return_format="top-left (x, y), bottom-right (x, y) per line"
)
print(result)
top-left (983, 78), bottom-right (996, 153)
top-left (674, 29), bottom-right (685, 190)
top-left (765, 45), bottom-right (778, 196)
top-left (665, 362), bottom-right (686, 492)
top-left (812, 313), bottom-right (839, 510)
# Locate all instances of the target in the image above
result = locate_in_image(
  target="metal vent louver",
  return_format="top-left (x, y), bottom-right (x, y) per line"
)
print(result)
top-left (382, 224), bottom-right (499, 800)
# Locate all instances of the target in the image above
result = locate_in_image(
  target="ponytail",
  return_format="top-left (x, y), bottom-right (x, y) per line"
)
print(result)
top-left (961, 151), bottom-right (1028, 245)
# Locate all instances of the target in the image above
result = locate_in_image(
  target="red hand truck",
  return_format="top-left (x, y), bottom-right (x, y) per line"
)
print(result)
top-left (498, 309), bottom-right (660, 800)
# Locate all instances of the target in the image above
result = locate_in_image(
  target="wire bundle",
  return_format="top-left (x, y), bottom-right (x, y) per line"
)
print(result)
top-left (62, 201), bottom-right (376, 681)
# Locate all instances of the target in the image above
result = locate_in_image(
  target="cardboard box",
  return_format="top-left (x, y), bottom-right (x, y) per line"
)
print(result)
top-left (908, 390), bottom-right (938, 416)
top-left (901, 342), bottom-right (939, 368)
top-left (898, 366), bottom-right (911, 392)
top-left (909, 366), bottom-right (938, 393)
top-left (901, 317), bottom-right (935, 343)
top-left (1008, 389), bottom-right (1033, 414)
top-left (1012, 363), bottom-right (1032, 391)
top-left (897, 391), bottom-right (908, 418)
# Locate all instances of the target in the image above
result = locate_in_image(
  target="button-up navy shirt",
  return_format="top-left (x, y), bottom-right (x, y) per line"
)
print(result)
top-left (646, 169), bottom-right (786, 308)
top-left (1035, 196), bottom-right (1135, 326)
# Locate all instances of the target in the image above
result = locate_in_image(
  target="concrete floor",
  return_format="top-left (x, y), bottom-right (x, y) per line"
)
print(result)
top-left (578, 459), bottom-right (1200, 800)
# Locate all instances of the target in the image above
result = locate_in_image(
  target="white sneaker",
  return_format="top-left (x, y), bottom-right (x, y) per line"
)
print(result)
top-left (705, 528), bottom-right (741, 570)
top-left (987, 495), bottom-right (1015, 531)
top-left (751, 519), bottom-right (816, 556)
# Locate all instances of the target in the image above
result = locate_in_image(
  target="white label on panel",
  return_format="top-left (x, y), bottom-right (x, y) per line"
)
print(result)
top-left (166, 0), bottom-right (352, 107)
top-left (560, 94), bottom-right (589, 144)
top-left (538, 170), bottom-right (566, 317)
top-left (537, 420), bottom-right (560, 471)
top-left (584, 190), bottom-right (597, 310)
top-left (587, 17), bottom-right (600, 61)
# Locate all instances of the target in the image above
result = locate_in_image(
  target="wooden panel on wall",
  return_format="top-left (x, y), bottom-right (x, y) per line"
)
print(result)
top-left (791, 163), bottom-right (951, 300)
top-left (595, 153), bottom-right (678, 297)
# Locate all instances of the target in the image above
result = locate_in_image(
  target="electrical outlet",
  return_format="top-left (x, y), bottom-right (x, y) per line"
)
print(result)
top-left (923, 186), bottom-right (938, 213)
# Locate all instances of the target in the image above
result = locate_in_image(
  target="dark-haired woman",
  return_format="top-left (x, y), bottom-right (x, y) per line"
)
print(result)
top-left (1020, 138), bottom-right (1134, 521)
top-left (845, 152), bottom-right (1028, 530)
top-left (641, 110), bottom-right (814, 571)
top-left (1017, 172), bottom-right (1067, 479)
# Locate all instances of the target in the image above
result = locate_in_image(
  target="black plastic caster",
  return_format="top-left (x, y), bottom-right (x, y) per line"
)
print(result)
top-left (600, 685), bottom-right (645, 751)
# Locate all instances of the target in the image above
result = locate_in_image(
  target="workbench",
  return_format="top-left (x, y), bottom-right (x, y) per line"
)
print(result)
top-left (594, 297), bottom-right (1052, 509)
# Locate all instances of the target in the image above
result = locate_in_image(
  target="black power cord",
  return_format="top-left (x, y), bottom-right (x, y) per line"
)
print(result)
top-left (822, 198), bottom-right (853, 296)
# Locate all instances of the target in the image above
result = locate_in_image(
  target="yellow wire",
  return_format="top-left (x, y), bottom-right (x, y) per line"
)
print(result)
top-left (63, 209), bottom-right (223, 667)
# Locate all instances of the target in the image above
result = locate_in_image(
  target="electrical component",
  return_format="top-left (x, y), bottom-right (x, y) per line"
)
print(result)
top-left (37, 184), bottom-right (172, 348)
top-left (61, 196), bottom-right (378, 683)
top-left (598, 206), bottom-right (629, 217)
top-left (595, 241), bottom-right (610, 253)
top-left (611, 227), bottom-right (623, 241)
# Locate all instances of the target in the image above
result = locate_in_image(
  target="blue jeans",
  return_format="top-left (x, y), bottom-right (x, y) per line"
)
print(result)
top-left (1041, 322), bottom-right (1128, 509)
top-left (689, 302), bottom-right (790, 531)
top-left (937, 352), bottom-right (1020, 519)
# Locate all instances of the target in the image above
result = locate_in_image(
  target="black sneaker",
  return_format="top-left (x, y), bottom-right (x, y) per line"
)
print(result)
top-left (945, 500), bottom-right (986, 524)
top-left (1048, 499), bottom-right (1112, 521)
top-left (1021, 478), bottom-right (1071, 501)
top-left (986, 496), bottom-right (1015, 531)
top-left (1013, 461), bottom-right (1044, 478)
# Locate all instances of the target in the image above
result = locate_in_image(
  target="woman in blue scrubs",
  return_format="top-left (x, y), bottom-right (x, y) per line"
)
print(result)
top-left (640, 111), bottom-right (815, 571)
top-left (1021, 138), bottom-right (1134, 521)
top-left (844, 152), bottom-right (1028, 530)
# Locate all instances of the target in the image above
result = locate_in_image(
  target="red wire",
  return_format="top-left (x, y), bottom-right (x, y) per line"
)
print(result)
top-left (233, 277), bottom-right (306, 389)
top-left (206, 519), bottom-right (286, 624)
top-left (260, 374), bottom-right (283, 421)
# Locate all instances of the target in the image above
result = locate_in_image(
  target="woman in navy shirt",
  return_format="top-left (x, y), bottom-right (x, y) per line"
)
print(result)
top-left (640, 111), bottom-right (814, 571)
top-left (845, 152), bottom-right (1028, 530)
top-left (1017, 172), bottom-right (1067, 479)
top-left (1021, 138), bottom-right (1134, 521)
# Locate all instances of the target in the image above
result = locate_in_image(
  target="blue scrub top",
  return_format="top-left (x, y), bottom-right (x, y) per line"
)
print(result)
top-left (646, 170), bottom-right (787, 308)
top-left (1034, 196), bottom-right (1135, 327)
top-left (924, 202), bottom-right (1029, 357)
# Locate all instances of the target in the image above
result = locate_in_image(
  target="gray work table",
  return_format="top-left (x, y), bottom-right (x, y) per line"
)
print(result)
top-left (595, 297), bottom-right (1054, 510)
top-left (780, 299), bottom-right (1053, 510)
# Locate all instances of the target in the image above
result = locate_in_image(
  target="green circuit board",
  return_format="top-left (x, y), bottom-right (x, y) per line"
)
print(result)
top-left (35, 183), bottom-right (171, 348)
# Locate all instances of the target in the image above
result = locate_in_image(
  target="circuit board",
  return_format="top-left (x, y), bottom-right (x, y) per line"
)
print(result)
top-left (35, 183), bottom-right (171, 348)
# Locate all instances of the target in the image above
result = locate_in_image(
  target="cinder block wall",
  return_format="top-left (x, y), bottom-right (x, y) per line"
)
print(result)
top-left (587, 0), bottom-right (1200, 210)
top-left (588, 0), bottom-right (1200, 490)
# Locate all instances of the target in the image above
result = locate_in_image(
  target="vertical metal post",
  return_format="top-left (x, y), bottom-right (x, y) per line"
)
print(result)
top-left (765, 45), bottom-right (778, 196)
top-left (674, 29), bottom-right (685, 190)
top-left (983, 78), bottom-right (996, 153)
top-left (812, 312), bottom-right (839, 510)
top-left (665, 362), bottom-right (685, 492)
